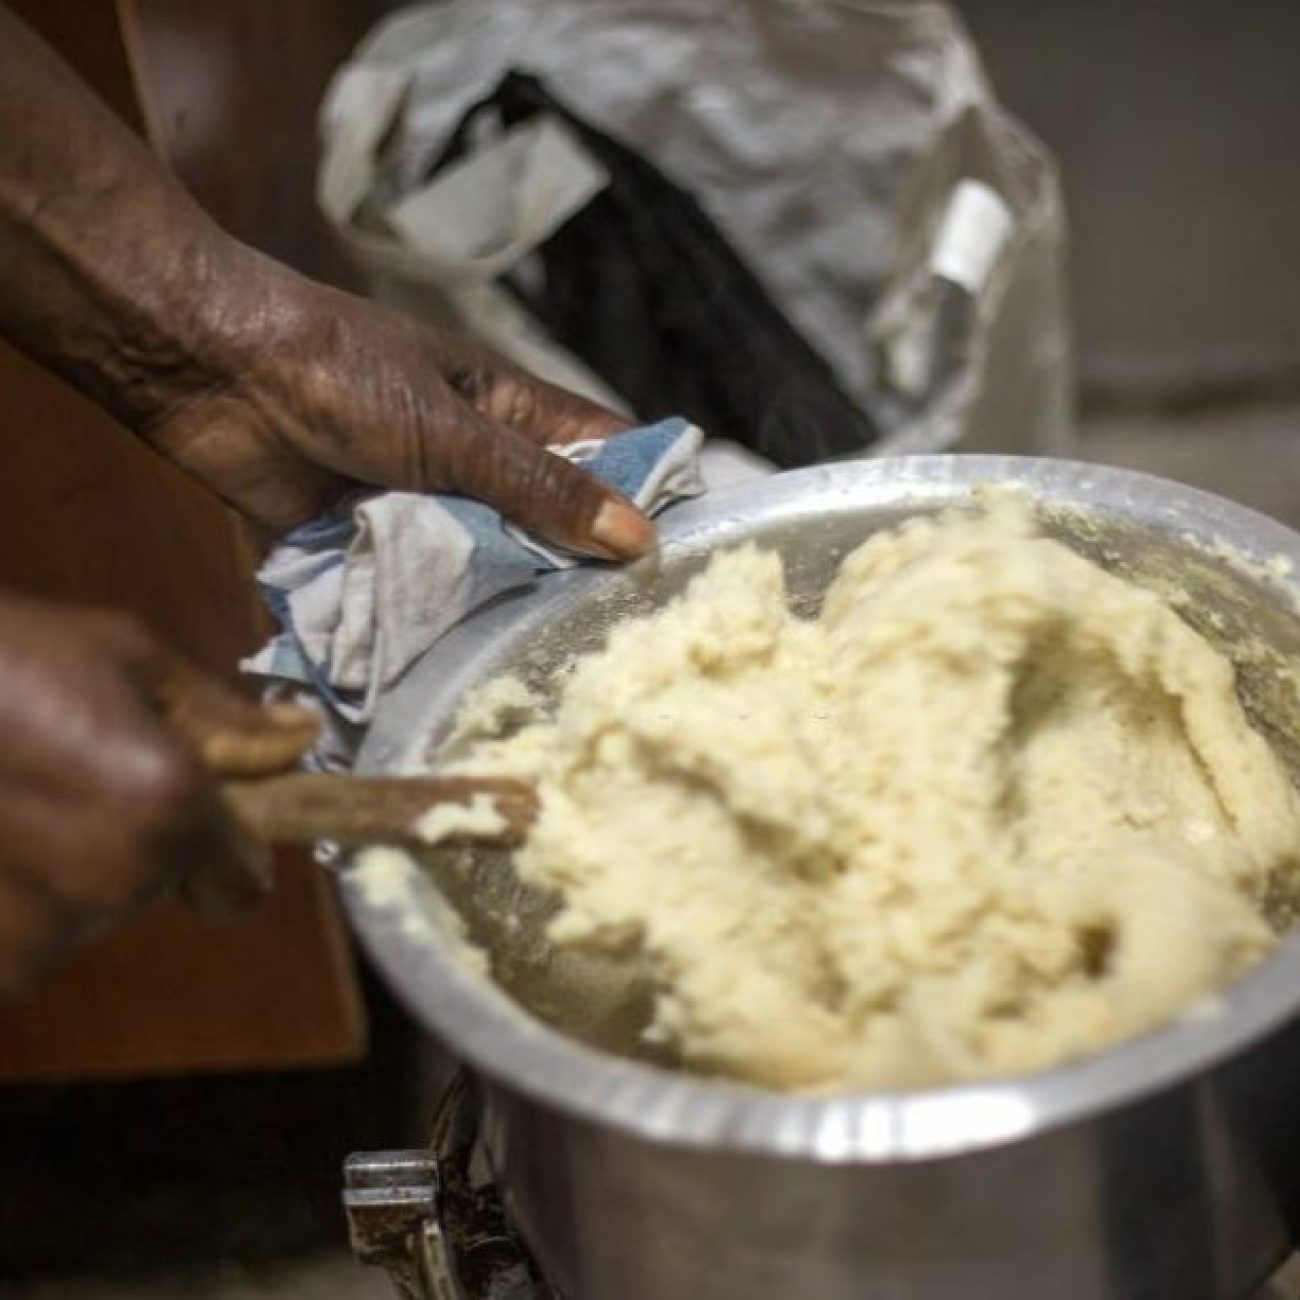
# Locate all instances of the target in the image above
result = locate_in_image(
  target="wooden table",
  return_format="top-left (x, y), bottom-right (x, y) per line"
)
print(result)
top-left (0, 0), bottom-right (395, 1079)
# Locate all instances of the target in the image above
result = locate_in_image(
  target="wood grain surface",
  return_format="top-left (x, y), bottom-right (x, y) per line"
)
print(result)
top-left (0, 0), bottom-right (390, 1079)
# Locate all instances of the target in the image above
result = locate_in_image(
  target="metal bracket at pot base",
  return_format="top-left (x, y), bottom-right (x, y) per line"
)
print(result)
top-left (345, 1073), bottom-right (557, 1300)
top-left (344, 1150), bottom-right (457, 1300)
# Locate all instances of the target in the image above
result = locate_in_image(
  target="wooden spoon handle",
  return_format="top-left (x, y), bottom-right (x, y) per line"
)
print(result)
top-left (146, 664), bottom-right (533, 849)
top-left (222, 772), bottom-right (537, 849)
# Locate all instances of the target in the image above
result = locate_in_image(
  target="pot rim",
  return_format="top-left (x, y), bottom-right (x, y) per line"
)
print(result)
top-left (346, 454), bottom-right (1300, 1162)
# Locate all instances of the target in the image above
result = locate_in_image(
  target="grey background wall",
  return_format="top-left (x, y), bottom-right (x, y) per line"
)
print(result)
top-left (957, 0), bottom-right (1300, 407)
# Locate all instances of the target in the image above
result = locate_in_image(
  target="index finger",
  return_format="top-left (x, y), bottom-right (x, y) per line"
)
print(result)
top-left (439, 338), bottom-right (631, 446)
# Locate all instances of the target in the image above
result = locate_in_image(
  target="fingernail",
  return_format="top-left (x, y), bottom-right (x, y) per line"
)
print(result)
top-left (590, 500), bottom-right (657, 560)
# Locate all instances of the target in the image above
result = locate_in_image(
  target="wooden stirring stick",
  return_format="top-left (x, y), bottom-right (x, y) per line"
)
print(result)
top-left (221, 772), bottom-right (537, 850)
top-left (145, 654), bottom-right (535, 850)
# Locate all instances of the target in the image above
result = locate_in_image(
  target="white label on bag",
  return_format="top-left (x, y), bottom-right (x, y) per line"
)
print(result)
top-left (931, 180), bottom-right (1014, 294)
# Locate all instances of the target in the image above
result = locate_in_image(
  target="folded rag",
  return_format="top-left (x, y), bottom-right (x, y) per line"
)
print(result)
top-left (244, 417), bottom-right (706, 768)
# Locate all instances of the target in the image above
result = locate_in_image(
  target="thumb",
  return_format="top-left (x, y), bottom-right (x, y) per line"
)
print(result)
top-left (442, 409), bottom-right (657, 560)
top-left (139, 651), bottom-right (320, 777)
top-left (439, 336), bottom-right (631, 446)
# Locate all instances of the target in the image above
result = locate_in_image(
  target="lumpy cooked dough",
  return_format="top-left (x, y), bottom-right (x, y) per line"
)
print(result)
top-left (450, 502), bottom-right (1300, 1090)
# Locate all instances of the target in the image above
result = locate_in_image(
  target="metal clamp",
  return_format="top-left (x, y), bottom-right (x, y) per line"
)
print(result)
top-left (344, 1074), bottom-right (557, 1300)
top-left (344, 1149), bottom-right (464, 1300)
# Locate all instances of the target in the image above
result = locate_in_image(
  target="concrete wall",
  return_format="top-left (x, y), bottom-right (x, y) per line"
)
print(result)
top-left (957, 0), bottom-right (1300, 405)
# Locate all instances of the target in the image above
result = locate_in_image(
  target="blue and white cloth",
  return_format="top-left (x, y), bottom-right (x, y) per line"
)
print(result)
top-left (243, 418), bottom-right (706, 765)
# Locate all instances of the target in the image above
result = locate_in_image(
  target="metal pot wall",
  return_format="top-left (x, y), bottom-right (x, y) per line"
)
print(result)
top-left (346, 457), bottom-right (1300, 1300)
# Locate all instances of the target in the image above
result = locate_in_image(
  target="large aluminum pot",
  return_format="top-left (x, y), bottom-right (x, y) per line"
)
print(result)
top-left (347, 456), bottom-right (1300, 1300)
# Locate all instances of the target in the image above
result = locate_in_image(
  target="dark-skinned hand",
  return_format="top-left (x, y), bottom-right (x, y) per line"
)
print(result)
top-left (0, 7), bottom-right (658, 988)
top-left (0, 595), bottom-right (318, 993)
top-left (0, 5), bottom-right (656, 560)
top-left (141, 264), bottom-right (652, 555)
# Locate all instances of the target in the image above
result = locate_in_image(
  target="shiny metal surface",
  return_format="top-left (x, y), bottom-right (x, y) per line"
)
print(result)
top-left (344, 1151), bottom-right (445, 1300)
top-left (349, 1076), bottom-right (1300, 1300)
top-left (345, 1078), bottom-right (555, 1300)
top-left (347, 456), bottom-right (1300, 1300)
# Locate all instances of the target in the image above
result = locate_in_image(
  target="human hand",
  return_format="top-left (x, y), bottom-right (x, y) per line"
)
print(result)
top-left (136, 254), bottom-right (654, 557)
top-left (0, 10), bottom-right (652, 558)
top-left (0, 594), bottom-right (317, 992)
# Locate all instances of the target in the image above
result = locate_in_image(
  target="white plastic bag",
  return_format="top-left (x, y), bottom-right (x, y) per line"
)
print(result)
top-left (319, 0), bottom-right (1072, 457)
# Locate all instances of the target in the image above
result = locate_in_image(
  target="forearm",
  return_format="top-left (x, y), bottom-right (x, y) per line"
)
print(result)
top-left (0, 8), bottom-right (648, 555)
top-left (0, 6), bottom-right (279, 433)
